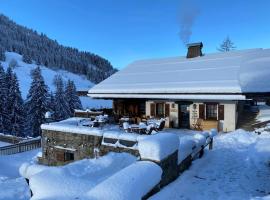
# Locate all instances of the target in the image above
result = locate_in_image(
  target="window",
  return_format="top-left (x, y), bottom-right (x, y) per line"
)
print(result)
top-left (206, 104), bottom-right (217, 120)
top-left (150, 103), bottom-right (156, 116)
top-left (64, 152), bottom-right (74, 161)
top-left (156, 103), bottom-right (164, 117)
top-left (139, 102), bottom-right (146, 115)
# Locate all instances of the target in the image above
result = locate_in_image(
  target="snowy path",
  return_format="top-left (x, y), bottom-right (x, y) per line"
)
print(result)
top-left (151, 130), bottom-right (270, 200)
top-left (0, 149), bottom-right (40, 200)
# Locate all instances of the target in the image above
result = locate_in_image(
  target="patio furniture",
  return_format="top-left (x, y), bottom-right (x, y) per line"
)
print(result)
top-left (154, 120), bottom-right (165, 131)
top-left (119, 116), bottom-right (136, 128)
top-left (145, 124), bottom-right (155, 135)
top-left (123, 122), bottom-right (131, 133)
top-left (130, 124), bottom-right (147, 134)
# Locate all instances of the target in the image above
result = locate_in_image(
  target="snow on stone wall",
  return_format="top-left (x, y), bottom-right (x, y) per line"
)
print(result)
top-left (86, 161), bottom-right (162, 200)
top-left (138, 133), bottom-right (179, 162)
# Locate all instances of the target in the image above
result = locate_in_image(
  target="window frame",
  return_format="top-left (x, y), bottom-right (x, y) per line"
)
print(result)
top-left (156, 103), bottom-right (165, 117)
top-left (205, 103), bottom-right (218, 120)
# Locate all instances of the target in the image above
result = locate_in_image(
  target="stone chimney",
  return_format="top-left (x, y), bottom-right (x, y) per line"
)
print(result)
top-left (186, 42), bottom-right (203, 58)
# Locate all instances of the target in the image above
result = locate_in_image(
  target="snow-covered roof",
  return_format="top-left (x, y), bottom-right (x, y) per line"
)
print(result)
top-left (88, 49), bottom-right (270, 100)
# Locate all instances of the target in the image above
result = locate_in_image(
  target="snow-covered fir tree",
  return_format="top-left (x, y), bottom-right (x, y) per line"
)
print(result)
top-left (25, 66), bottom-right (49, 137)
top-left (48, 92), bottom-right (56, 116)
top-left (218, 36), bottom-right (236, 52)
top-left (3, 66), bottom-right (14, 133)
top-left (0, 64), bottom-right (7, 132)
top-left (65, 79), bottom-right (82, 116)
top-left (53, 75), bottom-right (70, 121)
top-left (22, 50), bottom-right (32, 64)
top-left (6, 70), bottom-right (25, 136)
top-left (0, 46), bottom-right (5, 61)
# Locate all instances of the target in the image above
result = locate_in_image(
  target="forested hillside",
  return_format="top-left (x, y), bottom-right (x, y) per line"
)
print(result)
top-left (0, 14), bottom-right (117, 83)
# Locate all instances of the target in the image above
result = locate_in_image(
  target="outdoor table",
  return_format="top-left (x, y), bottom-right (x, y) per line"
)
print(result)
top-left (130, 124), bottom-right (146, 134)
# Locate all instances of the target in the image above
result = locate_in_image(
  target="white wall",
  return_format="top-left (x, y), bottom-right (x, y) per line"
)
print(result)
top-left (146, 100), bottom-right (237, 131)
top-left (146, 101), bottom-right (179, 128)
top-left (189, 101), bottom-right (237, 132)
top-left (223, 103), bottom-right (237, 132)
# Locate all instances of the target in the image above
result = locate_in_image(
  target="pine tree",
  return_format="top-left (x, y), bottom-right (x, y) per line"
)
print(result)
top-left (218, 36), bottom-right (236, 52)
top-left (3, 66), bottom-right (14, 134)
top-left (53, 75), bottom-right (70, 121)
top-left (0, 46), bottom-right (5, 61)
top-left (48, 92), bottom-right (56, 120)
top-left (25, 66), bottom-right (49, 137)
top-left (6, 71), bottom-right (25, 136)
top-left (65, 79), bottom-right (82, 116)
top-left (0, 64), bottom-right (7, 133)
top-left (22, 53), bottom-right (32, 64)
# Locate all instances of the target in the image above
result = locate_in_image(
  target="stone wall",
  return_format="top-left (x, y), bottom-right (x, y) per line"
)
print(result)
top-left (40, 129), bottom-right (140, 166)
top-left (99, 145), bottom-right (139, 157)
top-left (40, 129), bottom-right (102, 166)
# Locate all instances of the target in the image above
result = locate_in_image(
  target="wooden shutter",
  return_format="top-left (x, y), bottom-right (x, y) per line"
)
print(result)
top-left (165, 104), bottom-right (170, 117)
top-left (150, 103), bottom-right (155, 116)
top-left (199, 104), bottom-right (205, 119)
top-left (218, 105), bottom-right (224, 120)
top-left (56, 152), bottom-right (65, 162)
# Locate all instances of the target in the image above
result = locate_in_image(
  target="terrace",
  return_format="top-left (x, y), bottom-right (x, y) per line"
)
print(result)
top-left (39, 112), bottom-right (215, 167)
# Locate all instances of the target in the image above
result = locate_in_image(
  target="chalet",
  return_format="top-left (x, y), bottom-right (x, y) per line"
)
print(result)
top-left (88, 43), bottom-right (270, 132)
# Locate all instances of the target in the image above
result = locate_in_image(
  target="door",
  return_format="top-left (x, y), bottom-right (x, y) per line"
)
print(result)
top-left (179, 104), bottom-right (190, 128)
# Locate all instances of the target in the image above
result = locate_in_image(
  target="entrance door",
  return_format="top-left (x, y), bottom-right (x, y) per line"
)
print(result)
top-left (179, 104), bottom-right (190, 128)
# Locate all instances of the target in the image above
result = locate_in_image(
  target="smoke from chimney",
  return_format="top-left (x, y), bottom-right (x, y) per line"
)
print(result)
top-left (178, 0), bottom-right (200, 46)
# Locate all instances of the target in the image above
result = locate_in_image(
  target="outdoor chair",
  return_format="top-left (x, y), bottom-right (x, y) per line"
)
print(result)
top-left (92, 121), bottom-right (100, 128)
top-left (123, 122), bottom-right (131, 133)
top-left (145, 124), bottom-right (155, 135)
top-left (154, 120), bottom-right (166, 132)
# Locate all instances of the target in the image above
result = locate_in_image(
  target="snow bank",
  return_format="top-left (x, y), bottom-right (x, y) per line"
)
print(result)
top-left (178, 136), bottom-right (196, 164)
top-left (209, 128), bottom-right (218, 138)
top-left (138, 133), bottom-right (179, 162)
top-left (193, 133), bottom-right (207, 147)
top-left (24, 153), bottom-right (136, 200)
top-left (19, 163), bottom-right (48, 179)
top-left (86, 161), bottom-right (162, 200)
top-left (256, 104), bottom-right (270, 123)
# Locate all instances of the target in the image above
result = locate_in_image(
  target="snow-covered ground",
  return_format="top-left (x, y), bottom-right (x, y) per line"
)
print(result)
top-left (0, 141), bottom-right (11, 147)
top-left (0, 52), bottom-right (112, 109)
top-left (1, 105), bottom-right (270, 199)
top-left (1, 129), bottom-right (270, 200)
top-left (151, 130), bottom-right (270, 200)
top-left (0, 149), bottom-right (40, 200)
top-left (256, 103), bottom-right (270, 123)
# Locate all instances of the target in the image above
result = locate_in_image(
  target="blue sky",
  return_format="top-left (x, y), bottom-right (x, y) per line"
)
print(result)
top-left (0, 0), bottom-right (270, 69)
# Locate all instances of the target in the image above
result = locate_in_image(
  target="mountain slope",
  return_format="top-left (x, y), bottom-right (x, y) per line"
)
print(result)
top-left (0, 14), bottom-right (117, 83)
top-left (1, 52), bottom-right (111, 109)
